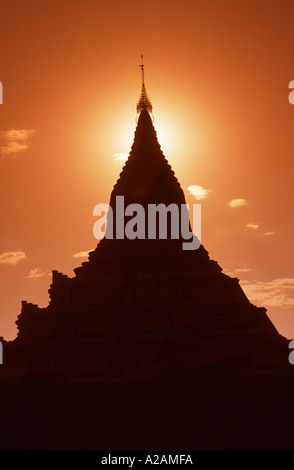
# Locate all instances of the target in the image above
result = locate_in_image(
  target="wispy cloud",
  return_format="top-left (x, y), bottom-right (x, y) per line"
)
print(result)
top-left (264, 231), bottom-right (274, 236)
top-left (187, 185), bottom-right (211, 200)
top-left (24, 267), bottom-right (50, 280)
top-left (0, 251), bottom-right (27, 266)
top-left (73, 250), bottom-right (93, 258)
top-left (0, 129), bottom-right (36, 157)
top-left (246, 223), bottom-right (259, 230)
top-left (241, 278), bottom-right (294, 308)
top-left (235, 268), bottom-right (251, 273)
top-left (223, 267), bottom-right (251, 277)
top-left (228, 198), bottom-right (248, 208)
top-left (113, 153), bottom-right (128, 161)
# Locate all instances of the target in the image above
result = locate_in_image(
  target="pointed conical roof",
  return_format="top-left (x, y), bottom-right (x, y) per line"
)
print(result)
top-left (111, 57), bottom-right (185, 208)
top-left (110, 109), bottom-right (186, 208)
top-left (85, 60), bottom-right (204, 265)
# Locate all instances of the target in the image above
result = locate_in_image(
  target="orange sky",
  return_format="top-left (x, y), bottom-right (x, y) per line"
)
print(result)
top-left (1, 0), bottom-right (294, 341)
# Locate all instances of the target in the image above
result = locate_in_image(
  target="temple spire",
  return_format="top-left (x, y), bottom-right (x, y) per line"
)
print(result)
top-left (136, 55), bottom-right (153, 115)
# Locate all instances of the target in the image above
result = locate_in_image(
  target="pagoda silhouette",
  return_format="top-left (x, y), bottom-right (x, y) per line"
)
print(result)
top-left (0, 59), bottom-right (294, 450)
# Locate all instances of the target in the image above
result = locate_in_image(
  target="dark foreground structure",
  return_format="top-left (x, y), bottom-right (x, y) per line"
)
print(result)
top-left (1, 66), bottom-right (294, 449)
